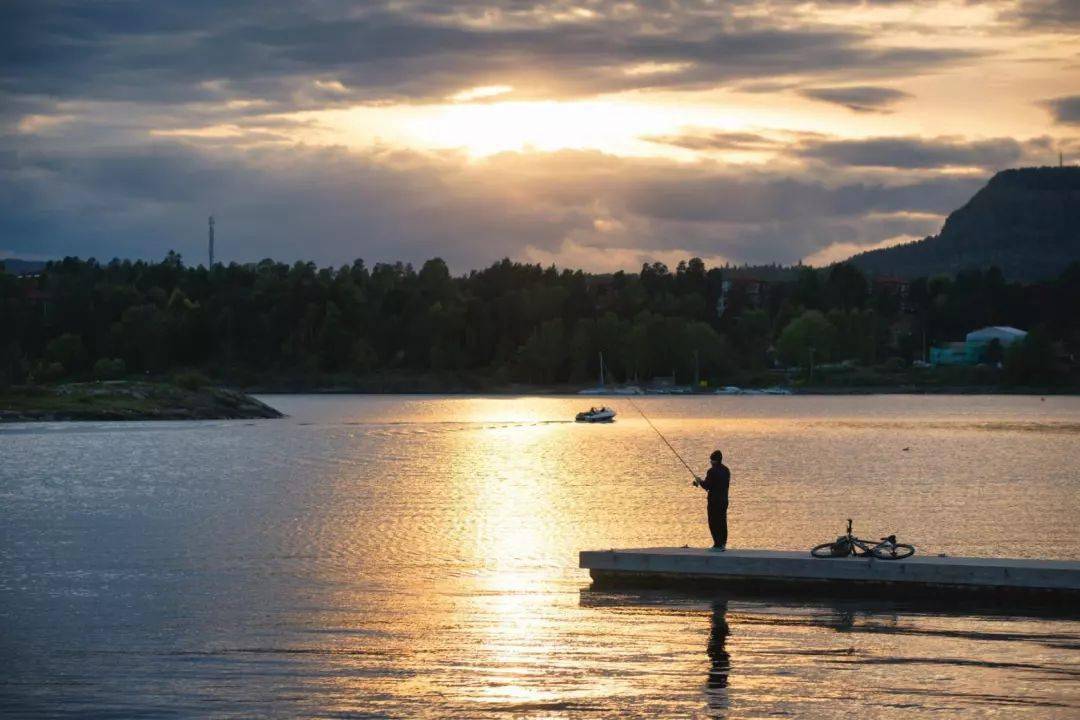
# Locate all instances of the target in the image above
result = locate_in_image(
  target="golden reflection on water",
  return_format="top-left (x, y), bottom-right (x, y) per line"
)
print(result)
top-left (454, 414), bottom-right (569, 707)
top-left (468, 422), bottom-right (562, 574)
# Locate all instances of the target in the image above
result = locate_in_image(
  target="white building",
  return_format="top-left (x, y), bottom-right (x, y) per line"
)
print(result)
top-left (965, 326), bottom-right (1028, 357)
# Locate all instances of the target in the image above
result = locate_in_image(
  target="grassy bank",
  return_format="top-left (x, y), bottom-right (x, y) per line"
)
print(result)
top-left (0, 381), bottom-right (283, 422)
top-left (783, 362), bottom-right (1079, 394)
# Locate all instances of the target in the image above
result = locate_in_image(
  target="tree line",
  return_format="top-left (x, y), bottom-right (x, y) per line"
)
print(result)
top-left (3, 253), bottom-right (1078, 389)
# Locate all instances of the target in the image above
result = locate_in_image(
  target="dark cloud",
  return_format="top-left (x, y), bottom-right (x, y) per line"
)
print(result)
top-left (734, 81), bottom-right (798, 94)
top-left (0, 139), bottom-right (982, 269)
top-left (641, 131), bottom-right (1062, 172)
top-left (1001, 0), bottom-right (1080, 29)
top-left (796, 136), bottom-right (1039, 169)
top-left (1042, 95), bottom-right (1080, 125)
top-left (0, 141), bottom-right (585, 267)
top-left (1, 1), bottom-right (981, 106)
top-left (799, 85), bottom-right (911, 112)
top-left (620, 173), bottom-right (979, 223)
top-left (642, 131), bottom-right (780, 151)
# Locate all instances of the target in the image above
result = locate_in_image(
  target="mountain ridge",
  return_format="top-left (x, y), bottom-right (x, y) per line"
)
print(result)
top-left (847, 166), bottom-right (1080, 281)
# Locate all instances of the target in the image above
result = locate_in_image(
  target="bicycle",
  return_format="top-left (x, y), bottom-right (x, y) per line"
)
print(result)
top-left (810, 518), bottom-right (915, 560)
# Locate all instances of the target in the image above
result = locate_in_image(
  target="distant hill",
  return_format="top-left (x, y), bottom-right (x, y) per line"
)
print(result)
top-left (848, 166), bottom-right (1080, 281)
top-left (1, 259), bottom-right (48, 275)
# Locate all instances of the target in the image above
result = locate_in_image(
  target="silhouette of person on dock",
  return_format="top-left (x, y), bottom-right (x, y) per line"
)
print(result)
top-left (705, 599), bottom-right (731, 715)
top-left (693, 449), bottom-right (730, 550)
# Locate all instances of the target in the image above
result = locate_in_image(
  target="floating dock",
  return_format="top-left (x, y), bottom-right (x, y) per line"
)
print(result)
top-left (580, 548), bottom-right (1080, 602)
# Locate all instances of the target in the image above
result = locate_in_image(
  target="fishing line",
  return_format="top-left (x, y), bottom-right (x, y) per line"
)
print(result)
top-left (626, 397), bottom-right (698, 482)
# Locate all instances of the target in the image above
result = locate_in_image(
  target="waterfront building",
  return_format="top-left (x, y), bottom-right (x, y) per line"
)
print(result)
top-left (929, 326), bottom-right (1028, 365)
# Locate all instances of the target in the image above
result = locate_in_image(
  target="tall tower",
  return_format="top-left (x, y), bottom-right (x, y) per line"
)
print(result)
top-left (208, 215), bottom-right (215, 268)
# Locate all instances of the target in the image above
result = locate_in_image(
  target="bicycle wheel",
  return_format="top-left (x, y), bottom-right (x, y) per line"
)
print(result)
top-left (871, 543), bottom-right (915, 560)
top-left (810, 542), bottom-right (837, 558)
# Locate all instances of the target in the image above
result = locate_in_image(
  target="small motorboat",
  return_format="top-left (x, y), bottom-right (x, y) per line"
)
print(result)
top-left (576, 406), bottom-right (616, 423)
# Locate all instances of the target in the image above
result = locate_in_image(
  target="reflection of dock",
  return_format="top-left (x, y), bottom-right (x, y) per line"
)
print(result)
top-left (580, 548), bottom-right (1080, 602)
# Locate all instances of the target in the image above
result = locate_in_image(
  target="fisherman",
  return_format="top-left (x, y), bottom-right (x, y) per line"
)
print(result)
top-left (693, 450), bottom-right (730, 551)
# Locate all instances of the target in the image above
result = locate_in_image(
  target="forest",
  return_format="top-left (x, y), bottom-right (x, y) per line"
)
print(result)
top-left (3, 253), bottom-right (1078, 390)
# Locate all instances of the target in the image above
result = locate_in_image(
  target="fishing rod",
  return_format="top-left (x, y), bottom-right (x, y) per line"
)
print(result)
top-left (626, 397), bottom-right (699, 484)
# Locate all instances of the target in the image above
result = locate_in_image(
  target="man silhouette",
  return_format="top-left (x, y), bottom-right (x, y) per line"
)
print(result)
top-left (693, 449), bottom-right (730, 550)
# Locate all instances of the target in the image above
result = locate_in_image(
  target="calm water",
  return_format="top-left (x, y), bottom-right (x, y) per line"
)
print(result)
top-left (2, 395), bottom-right (1079, 718)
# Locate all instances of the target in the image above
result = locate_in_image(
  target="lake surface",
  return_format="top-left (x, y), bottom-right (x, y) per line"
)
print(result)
top-left (2, 395), bottom-right (1079, 718)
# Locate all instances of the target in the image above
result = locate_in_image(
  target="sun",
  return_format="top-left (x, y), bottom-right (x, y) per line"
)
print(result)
top-left (404, 99), bottom-right (676, 156)
top-left (287, 83), bottom-right (877, 162)
top-left (306, 94), bottom-right (772, 159)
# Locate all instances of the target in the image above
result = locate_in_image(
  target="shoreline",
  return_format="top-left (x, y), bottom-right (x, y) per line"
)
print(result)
top-left (4, 381), bottom-right (1076, 423)
top-left (233, 369), bottom-right (1078, 397)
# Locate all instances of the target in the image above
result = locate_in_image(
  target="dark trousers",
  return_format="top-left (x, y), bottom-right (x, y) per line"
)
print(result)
top-left (708, 500), bottom-right (728, 547)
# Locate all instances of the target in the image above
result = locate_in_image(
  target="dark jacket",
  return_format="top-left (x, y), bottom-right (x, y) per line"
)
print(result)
top-left (700, 463), bottom-right (730, 504)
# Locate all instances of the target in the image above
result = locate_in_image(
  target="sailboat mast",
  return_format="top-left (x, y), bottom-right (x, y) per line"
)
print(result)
top-left (599, 351), bottom-right (605, 387)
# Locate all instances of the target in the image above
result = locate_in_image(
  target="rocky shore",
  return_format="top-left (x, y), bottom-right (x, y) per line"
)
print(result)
top-left (0, 381), bottom-right (283, 422)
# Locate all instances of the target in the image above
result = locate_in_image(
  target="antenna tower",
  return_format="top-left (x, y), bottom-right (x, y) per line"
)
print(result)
top-left (208, 215), bottom-right (215, 267)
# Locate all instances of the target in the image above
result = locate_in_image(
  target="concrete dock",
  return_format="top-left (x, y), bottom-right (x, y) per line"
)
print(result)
top-left (580, 548), bottom-right (1080, 602)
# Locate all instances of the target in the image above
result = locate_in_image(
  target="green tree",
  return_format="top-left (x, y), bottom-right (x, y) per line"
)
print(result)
top-left (350, 339), bottom-right (378, 374)
top-left (683, 321), bottom-right (732, 382)
top-left (828, 309), bottom-right (878, 364)
top-left (93, 357), bottom-right (126, 380)
top-left (793, 267), bottom-right (824, 309)
top-left (733, 309), bottom-right (771, 369)
top-left (114, 304), bottom-right (168, 372)
top-left (1003, 329), bottom-right (1057, 385)
top-left (31, 361), bottom-right (65, 383)
top-left (317, 301), bottom-right (354, 371)
top-left (777, 310), bottom-right (836, 367)
top-left (518, 318), bottom-right (568, 383)
top-left (418, 257), bottom-right (453, 304)
top-left (568, 313), bottom-right (629, 383)
top-left (825, 263), bottom-right (868, 310)
top-left (45, 333), bottom-right (87, 374)
top-left (625, 313), bottom-right (655, 381)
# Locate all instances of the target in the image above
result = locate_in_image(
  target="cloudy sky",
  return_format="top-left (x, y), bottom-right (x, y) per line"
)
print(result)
top-left (2, 1), bottom-right (1077, 271)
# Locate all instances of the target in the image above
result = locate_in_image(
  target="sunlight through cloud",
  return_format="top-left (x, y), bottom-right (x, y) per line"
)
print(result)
top-left (449, 85), bottom-right (515, 103)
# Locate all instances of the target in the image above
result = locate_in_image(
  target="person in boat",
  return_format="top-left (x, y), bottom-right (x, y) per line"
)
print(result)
top-left (693, 449), bottom-right (730, 551)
